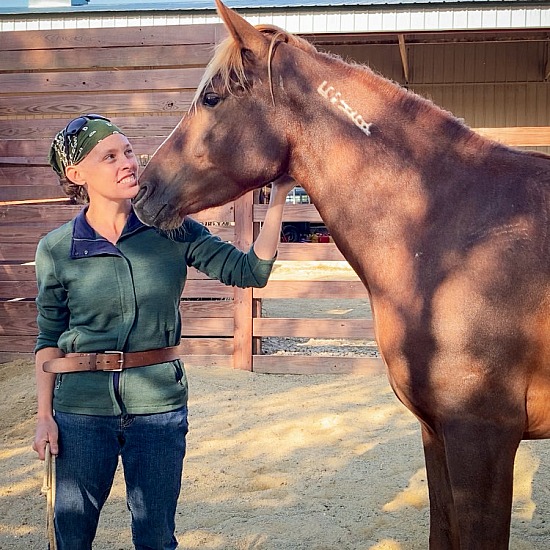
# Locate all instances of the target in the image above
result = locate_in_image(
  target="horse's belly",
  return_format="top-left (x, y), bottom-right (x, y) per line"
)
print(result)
top-left (522, 306), bottom-right (550, 438)
top-left (525, 375), bottom-right (550, 439)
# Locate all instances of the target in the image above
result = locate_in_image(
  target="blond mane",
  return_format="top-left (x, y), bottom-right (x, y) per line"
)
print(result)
top-left (191, 24), bottom-right (316, 109)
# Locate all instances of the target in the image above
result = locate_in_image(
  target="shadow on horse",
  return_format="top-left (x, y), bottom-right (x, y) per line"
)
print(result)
top-left (133, 1), bottom-right (550, 547)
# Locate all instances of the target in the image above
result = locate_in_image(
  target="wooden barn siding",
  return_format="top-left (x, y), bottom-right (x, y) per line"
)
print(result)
top-left (1, 25), bottom-right (550, 374)
top-left (0, 23), bottom-right (244, 370)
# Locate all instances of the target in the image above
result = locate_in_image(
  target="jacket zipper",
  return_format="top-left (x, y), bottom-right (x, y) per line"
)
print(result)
top-left (113, 371), bottom-right (125, 411)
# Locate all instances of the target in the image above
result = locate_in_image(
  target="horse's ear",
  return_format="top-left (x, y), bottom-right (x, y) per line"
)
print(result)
top-left (215, 0), bottom-right (269, 57)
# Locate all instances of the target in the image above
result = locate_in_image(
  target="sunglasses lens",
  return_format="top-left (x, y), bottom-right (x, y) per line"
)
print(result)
top-left (65, 114), bottom-right (109, 137)
top-left (65, 117), bottom-right (87, 137)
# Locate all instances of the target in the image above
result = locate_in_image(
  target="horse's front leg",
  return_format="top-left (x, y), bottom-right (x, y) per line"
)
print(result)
top-left (421, 425), bottom-right (460, 549)
top-left (423, 416), bottom-right (523, 550)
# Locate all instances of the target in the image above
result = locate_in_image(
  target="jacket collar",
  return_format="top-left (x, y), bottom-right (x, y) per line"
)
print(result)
top-left (71, 207), bottom-right (147, 258)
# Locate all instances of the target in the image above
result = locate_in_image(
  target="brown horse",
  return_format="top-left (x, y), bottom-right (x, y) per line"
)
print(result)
top-left (133, 1), bottom-right (550, 547)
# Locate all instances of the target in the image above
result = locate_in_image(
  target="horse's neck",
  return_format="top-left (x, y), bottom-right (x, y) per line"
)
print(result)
top-left (294, 59), bottom-right (474, 182)
top-left (289, 60), bottom-right (482, 297)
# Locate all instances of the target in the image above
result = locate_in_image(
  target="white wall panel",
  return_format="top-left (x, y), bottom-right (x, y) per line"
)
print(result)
top-left (2, 5), bottom-right (550, 32)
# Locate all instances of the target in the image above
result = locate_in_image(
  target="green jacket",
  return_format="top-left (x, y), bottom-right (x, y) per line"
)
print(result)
top-left (35, 208), bottom-right (275, 415)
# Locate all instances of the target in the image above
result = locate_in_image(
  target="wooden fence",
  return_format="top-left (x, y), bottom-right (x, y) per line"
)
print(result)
top-left (0, 23), bottom-right (377, 374)
top-left (1, 24), bottom-right (549, 373)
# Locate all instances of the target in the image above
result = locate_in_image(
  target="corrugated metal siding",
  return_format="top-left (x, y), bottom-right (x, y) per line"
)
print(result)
top-left (1, 5), bottom-right (550, 32)
top-left (327, 40), bottom-right (550, 153)
top-left (409, 41), bottom-right (546, 84)
top-left (410, 42), bottom-right (550, 143)
top-left (414, 42), bottom-right (548, 133)
top-left (415, 83), bottom-right (550, 126)
top-left (3, 0), bottom-right (543, 11)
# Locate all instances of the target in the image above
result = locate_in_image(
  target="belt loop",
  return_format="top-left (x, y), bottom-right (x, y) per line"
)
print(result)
top-left (89, 353), bottom-right (98, 371)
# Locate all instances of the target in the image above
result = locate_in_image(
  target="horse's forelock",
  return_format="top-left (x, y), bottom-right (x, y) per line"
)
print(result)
top-left (191, 24), bottom-right (314, 110)
top-left (191, 36), bottom-right (245, 110)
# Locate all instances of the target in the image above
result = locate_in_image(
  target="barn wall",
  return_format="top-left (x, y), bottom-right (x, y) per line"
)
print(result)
top-left (330, 39), bottom-right (550, 153)
top-left (0, 23), bottom-right (241, 368)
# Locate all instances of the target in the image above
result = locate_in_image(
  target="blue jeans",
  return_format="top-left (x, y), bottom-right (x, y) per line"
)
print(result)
top-left (53, 407), bottom-right (188, 550)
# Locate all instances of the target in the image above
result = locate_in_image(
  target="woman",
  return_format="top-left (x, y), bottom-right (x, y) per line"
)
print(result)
top-left (32, 114), bottom-right (294, 549)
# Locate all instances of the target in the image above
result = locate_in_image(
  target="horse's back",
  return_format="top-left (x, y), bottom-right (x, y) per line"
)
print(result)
top-left (468, 144), bottom-right (550, 260)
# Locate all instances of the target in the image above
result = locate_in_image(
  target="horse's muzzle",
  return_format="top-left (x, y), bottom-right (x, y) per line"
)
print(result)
top-left (132, 185), bottom-right (160, 226)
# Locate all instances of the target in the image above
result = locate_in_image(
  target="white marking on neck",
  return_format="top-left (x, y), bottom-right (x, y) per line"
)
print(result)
top-left (317, 81), bottom-right (372, 136)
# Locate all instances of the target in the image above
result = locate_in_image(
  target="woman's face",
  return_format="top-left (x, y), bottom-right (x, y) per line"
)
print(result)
top-left (69, 133), bottom-right (140, 203)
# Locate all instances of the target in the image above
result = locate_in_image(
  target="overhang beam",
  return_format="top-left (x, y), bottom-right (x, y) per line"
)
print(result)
top-left (398, 33), bottom-right (410, 85)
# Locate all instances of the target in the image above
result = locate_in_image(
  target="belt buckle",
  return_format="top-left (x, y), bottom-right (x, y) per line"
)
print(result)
top-left (104, 350), bottom-right (124, 372)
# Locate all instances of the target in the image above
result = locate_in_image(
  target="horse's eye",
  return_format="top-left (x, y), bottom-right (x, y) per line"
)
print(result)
top-left (203, 92), bottom-right (221, 107)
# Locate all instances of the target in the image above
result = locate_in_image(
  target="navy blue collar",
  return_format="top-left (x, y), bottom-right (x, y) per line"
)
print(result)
top-left (71, 207), bottom-right (147, 258)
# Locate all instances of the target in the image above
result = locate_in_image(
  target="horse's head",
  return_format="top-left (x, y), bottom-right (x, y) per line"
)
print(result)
top-left (134, 0), bottom-right (309, 228)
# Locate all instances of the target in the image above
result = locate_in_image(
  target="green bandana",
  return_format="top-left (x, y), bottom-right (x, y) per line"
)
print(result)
top-left (48, 118), bottom-right (125, 178)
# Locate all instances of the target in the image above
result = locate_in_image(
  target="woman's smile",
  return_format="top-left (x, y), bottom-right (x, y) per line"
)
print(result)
top-left (118, 173), bottom-right (138, 187)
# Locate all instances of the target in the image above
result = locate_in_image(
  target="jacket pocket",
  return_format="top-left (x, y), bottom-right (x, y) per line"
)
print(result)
top-left (121, 361), bottom-right (188, 413)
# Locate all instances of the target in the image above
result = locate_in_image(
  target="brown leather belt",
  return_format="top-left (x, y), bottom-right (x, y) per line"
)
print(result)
top-left (43, 346), bottom-right (180, 374)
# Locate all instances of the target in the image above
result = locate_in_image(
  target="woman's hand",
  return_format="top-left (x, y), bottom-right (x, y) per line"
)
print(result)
top-left (33, 347), bottom-right (62, 460)
top-left (269, 174), bottom-right (296, 205)
top-left (33, 417), bottom-right (59, 460)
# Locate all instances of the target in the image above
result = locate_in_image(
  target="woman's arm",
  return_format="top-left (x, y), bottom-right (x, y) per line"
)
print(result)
top-left (32, 347), bottom-right (63, 460)
top-left (180, 175), bottom-right (296, 287)
top-left (253, 175), bottom-right (296, 260)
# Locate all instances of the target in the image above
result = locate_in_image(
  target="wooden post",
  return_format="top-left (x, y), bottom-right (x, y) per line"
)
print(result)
top-left (252, 188), bottom-right (263, 356)
top-left (233, 192), bottom-right (254, 370)
top-left (252, 298), bottom-right (262, 356)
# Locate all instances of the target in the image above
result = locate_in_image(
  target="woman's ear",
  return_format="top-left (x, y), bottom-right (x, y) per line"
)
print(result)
top-left (65, 165), bottom-right (86, 186)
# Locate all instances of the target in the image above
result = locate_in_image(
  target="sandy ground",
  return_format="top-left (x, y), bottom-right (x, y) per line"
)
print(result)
top-left (1, 359), bottom-right (550, 549)
top-left (1, 262), bottom-right (550, 548)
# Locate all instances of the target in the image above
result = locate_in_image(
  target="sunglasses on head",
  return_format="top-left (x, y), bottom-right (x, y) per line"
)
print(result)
top-left (63, 114), bottom-right (111, 158)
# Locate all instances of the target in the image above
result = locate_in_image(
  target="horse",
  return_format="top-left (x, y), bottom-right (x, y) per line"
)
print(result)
top-left (133, 1), bottom-right (550, 547)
